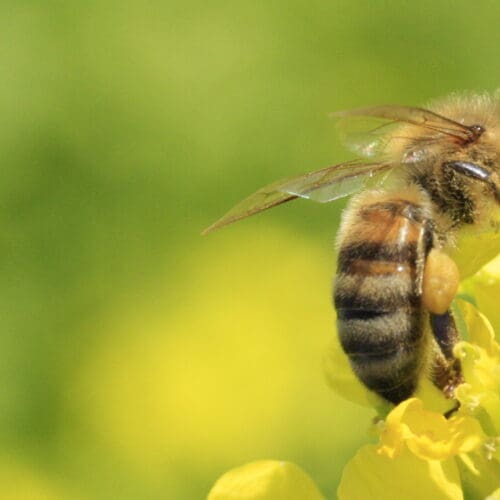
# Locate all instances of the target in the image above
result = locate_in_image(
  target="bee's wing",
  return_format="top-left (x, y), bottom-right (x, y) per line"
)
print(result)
top-left (333, 104), bottom-right (474, 159)
top-left (203, 161), bottom-right (392, 234)
top-left (335, 115), bottom-right (401, 159)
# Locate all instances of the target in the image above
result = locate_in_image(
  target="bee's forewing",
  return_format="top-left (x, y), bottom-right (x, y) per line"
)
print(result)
top-left (276, 161), bottom-right (391, 202)
top-left (334, 105), bottom-right (472, 141)
top-left (203, 162), bottom-right (392, 234)
top-left (202, 185), bottom-right (297, 235)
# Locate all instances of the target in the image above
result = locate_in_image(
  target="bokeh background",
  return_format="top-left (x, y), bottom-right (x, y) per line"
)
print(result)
top-left (2, 1), bottom-right (500, 498)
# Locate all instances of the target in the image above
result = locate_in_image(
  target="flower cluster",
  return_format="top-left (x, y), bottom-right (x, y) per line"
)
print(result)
top-left (207, 257), bottom-right (500, 499)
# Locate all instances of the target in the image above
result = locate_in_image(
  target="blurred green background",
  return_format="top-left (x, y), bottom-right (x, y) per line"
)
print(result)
top-left (1, 1), bottom-right (500, 498)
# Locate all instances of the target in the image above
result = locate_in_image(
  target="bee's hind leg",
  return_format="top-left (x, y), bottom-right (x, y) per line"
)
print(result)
top-left (422, 248), bottom-right (464, 402)
top-left (429, 311), bottom-right (464, 401)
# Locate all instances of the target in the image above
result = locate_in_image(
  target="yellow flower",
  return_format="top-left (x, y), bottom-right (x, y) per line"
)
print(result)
top-left (210, 256), bottom-right (500, 499)
top-left (338, 296), bottom-right (500, 500)
top-left (460, 254), bottom-right (500, 330)
top-left (207, 461), bottom-right (325, 500)
top-left (455, 337), bottom-right (500, 433)
top-left (448, 222), bottom-right (500, 281)
top-left (338, 445), bottom-right (463, 500)
top-left (378, 398), bottom-right (484, 460)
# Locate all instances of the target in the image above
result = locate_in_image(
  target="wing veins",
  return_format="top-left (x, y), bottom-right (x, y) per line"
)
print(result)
top-left (335, 105), bottom-right (473, 142)
top-left (203, 161), bottom-right (391, 234)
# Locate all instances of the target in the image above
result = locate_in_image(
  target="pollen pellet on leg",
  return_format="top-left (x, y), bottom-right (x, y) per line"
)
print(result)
top-left (422, 249), bottom-right (460, 315)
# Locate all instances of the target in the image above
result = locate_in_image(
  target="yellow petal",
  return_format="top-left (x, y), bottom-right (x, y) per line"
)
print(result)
top-left (338, 444), bottom-right (463, 500)
top-left (455, 340), bottom-right (500, 433)
top-left (207, 460), bottom-right (325, 500)
top-left (449, 210), bottom-right (500, 280)
top-left (454, 299), bottom-right (498, 354)
top-left (460, 255), bottom-right (500, 332)
top-left (452, 299), bottom-right (500, 432)
top-left (379, 399), bottom-right (484, 460)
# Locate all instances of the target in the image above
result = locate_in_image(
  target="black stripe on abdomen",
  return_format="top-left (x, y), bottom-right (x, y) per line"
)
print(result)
top-left (336, 307), bottom-right (425, 404)
top-left (336, 308), bottom-right (423, 356)
top-left (334, 243), bottom-right (425, 403)
top-left (337, 241), bottom-right (418, 273)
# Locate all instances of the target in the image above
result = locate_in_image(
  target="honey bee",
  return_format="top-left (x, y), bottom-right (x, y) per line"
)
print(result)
top-left (203, 93), bottom-right (500, 406)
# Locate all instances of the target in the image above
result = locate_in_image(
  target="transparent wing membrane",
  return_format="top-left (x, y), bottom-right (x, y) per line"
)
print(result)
top-left (203, 162), bottom-right (392, 234)
top-left (277, 161), bottom-right (390, 202)
top-left (335, 115), bottom-right (402, 159)
top-left (333, 105), bottom-right (475, 142)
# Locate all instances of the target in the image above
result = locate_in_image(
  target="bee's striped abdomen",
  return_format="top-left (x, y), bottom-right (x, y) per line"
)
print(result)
top-left (334, 191), bottom-right (433, 404)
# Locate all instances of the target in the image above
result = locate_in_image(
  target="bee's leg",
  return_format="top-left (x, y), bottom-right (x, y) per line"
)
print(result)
top-left (422, 249), bottom-right (463, 400)
top-left (429, 311), bottom-right (464, 399)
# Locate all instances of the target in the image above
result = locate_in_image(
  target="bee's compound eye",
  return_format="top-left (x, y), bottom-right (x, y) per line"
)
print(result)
top-left (445, 161), bottom-right (490, 181)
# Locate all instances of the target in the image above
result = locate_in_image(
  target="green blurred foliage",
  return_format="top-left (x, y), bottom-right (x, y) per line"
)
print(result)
top-left (1, 1), bottom-right (500, 498)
